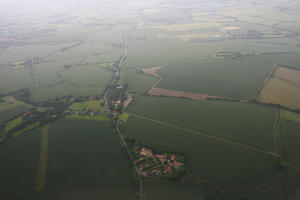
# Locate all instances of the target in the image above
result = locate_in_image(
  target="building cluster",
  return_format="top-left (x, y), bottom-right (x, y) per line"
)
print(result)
top-left (132, 146), bottom-right (184, 178)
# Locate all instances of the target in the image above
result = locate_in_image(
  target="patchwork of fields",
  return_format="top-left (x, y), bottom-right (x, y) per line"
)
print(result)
top-left (1, 0), bottom-right (300, 199)
top-left (0, 120), bottom-right (138, 200)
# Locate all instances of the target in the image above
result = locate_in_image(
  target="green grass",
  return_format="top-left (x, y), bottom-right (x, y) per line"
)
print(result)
top-left (118, 113), bottom-right (130, 123)
top-left (126, 95), bottom-right (276, 152)
top-left (4, 115), bottom-right (24, 132)
top-left (279, 120), bottom-right (300, 168)
top-left (123, 67), bottom-right (157, 94)
top-left (143, 179), bottom-right (207, 200)
top-left (12, 122), bottom-right (40, 138)
top-left (29, 65), bottom-right (112, 102)
top-left (123, 116), bottom-right (278, 199)
top-left (64, 114), bottom-right (110, 121)
top-left (0, 102), bottom-right (18, 112)
top-left (43, 120), bottom-right (137, 199)
top-left (99, 62), bottom-right (115, 68)
top-left (0, 106), bottom-right (27, 139)
top-left (69, 99), bottom-right (106, 112)
top-left (280, 110), bottom-right (300, 124)
top-left (0, 68), bottom-right (34, 94)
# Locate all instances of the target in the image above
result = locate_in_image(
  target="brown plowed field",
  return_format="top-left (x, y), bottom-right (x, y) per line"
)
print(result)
top-left (148, 87), bottom-right (223, 101)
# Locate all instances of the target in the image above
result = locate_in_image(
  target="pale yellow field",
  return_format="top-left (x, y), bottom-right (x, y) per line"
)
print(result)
top-left (275, 67), bottom-right (300, 87)
top-left (280, 110), bottom-right (300, 123)
top-left (258, 78), bottom-right (300, 110)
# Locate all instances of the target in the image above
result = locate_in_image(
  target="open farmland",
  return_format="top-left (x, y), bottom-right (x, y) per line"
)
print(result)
top-left (258, 66), bottom-right (300, 110)
top-left (126, 95), bottom-right (276, 152)
top-left (123, 116), bottom-right (279, 200)
top-left (0, 128), bottom-right (41, 198)
top-left (0, 106), bottom-right (27, 140)
top-left (1, 0), bottom-right (300, 199)
top-left (143, 179), bottom-right (208, 200)
top-left (39, 120), bottom-right (137, 200)
top-left (279, 120), bottom-right (300, 168)
top-left (155, 56), bottom-right (274, 100)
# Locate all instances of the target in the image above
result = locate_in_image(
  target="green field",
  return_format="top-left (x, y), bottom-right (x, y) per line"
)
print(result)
top-left (0, 106), bottom-right (27, 139)
top-left (123, 116), bottom-right (278, 200)
top-left (29, 65), bottom-right (112, 102)
top-left (123, 67), bottom-right (157, 94)
top-left (126, 95), bottom-right (276, 152)
top-left (0, 120), bottom-right (138, 199)
top-left (41, 120), bottom-right (137, 200)
top-left (157, 56), bottom-right (274, 100)
top-left (69, 99), bottom-right (106, 112)
top-left (4, 115), bottom-right (24, 132)
top-left (64, 114), bottom-right (110, 121)
top-left (143, 179), bottom-right (207, 200)
top-left (279, 120), bottom-right (300, 168)
top-left (0, 128), bottom-right (41, 198)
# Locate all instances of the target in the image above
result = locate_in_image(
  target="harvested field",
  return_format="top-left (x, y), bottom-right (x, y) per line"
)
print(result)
top-left (141, 66), bottom-right (163, 78)
top-left (275, 66), bottom-right (300, 87)
top-left (280, 110), bottom-right (300, 124)
top-left (142, 66), bottom-right (228, 101)
top-left (257, 65), bottom-right (300, 110)
top-left (258, 78), bottom-right (300, 110)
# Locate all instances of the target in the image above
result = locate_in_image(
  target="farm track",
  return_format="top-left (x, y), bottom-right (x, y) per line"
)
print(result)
top-left (129, 113), bottom-right (278, 157)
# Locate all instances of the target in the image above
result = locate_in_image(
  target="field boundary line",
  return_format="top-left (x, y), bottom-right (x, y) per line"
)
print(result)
top-left (130, 113), bottom-right (278, 157)
top-left (252, 64), bottom-right (278, 101)
top-left (273, 109), bottom-right (280, 154)
top-left (282, 161), bottom-right (300, 173)
top-left (35, 124), bottom-right (50, 192)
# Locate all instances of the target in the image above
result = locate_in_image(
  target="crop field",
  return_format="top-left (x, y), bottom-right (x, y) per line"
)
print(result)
top-left (29, 65), bottom-right (112, 102)
top-left (69, 99), bottom-right (106, 112)
top-left (1, 0), bottom-right (300, 199)
top-left (0, 67), bottom-right (34, 94)
top-left (126, 95), bottom-right (276, 151)
top-left (280, 110), bottom-right (300, 124)
top-left (143, 179), bottom-right (207, 200)
top-left (122, 67), bottom-right (157, 94)
top-left (123, 116), bottom-right (278, 200)
top-left (275, 67), bottom-right (300, 87)
top-left (4, 115), bottom-right (24, 132)
top-left (0, 106), bottom-right (27, 139)
top-left (156, 56), bottom-right (274, 100)
top-left (0, 128), bottom-right (41, 198)
top-left (279, 120), bottom-right (300, 168)
top-left (40, 120), bottom-right (137, 200)
top-left (0, 102), bottom-right (18, 112)
top-left (258, 68), bottom-right (300, 110)
top-left (64, 114), bottom-right (110, 121)
top-left (124, 37), bottom-right (224, 68)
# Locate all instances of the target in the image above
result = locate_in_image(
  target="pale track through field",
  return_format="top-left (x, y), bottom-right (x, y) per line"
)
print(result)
top-left (129, 113), bottom-right (278, 157)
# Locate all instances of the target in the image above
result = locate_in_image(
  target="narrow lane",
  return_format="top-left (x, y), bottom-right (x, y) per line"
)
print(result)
top-left (103, 32), bottom-right (144, 200)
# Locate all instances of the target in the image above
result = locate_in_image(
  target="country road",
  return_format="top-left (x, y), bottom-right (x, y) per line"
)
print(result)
top-left (103, 32), bottom-right (144, 200)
